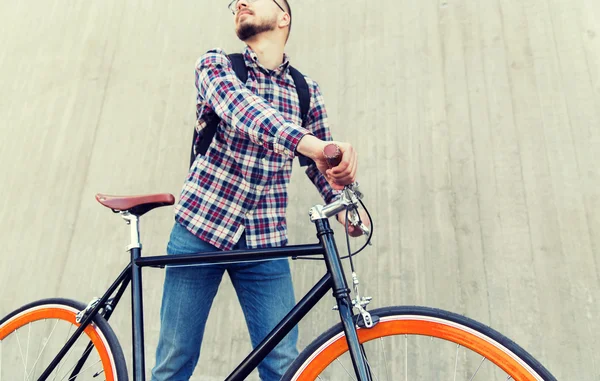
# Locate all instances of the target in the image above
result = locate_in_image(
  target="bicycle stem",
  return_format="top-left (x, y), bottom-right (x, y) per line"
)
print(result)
top-left (308, 183), bottom-right (362, 221)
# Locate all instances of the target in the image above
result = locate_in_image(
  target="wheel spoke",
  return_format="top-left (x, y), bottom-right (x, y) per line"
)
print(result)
top-left (378, 338), bottom-right (390, 381)
top-left (14, 330), bottom-right (28, 377)
top-left (63, 358), bottom-right (102, 381)
top-left (335, 358), bottom-right (357, 381)
top-left (453, 344), bottom-right (460, 381)
top-left (467, 356), bottom-right (486, 381)
top-left (24, 323), bottom-right (31, 381)
top-left (24, 319), bottom-right (60, 381)
top-left (404, 335), bottom-right (407, 381)
top-left (30, 321), bottom-right (46, 380)
top-left (52, 324), bottom-right (75, 381)
top-left (58, 344), bottom-right (97, 381)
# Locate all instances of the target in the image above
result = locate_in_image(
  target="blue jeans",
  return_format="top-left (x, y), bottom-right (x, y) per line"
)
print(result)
top-left (151, 222), bottom-right (298, 381)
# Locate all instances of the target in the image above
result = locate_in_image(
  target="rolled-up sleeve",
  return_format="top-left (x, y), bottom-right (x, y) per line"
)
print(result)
top-left (195, 49), bottom-right (310, 158)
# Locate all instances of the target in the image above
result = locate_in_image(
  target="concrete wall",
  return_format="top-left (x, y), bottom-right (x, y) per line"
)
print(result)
top-left (1, 0), bottom-right (598, 379)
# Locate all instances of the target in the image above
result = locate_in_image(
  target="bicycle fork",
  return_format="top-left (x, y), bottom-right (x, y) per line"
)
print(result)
top-left (315, 219), bottom-right (373, 381)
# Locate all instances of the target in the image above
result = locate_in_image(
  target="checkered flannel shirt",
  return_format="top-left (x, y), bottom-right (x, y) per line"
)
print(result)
top-left (174, 46), bottom-right (340, 250)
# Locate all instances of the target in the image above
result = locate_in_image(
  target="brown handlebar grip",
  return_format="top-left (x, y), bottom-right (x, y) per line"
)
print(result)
top-left (323, 144), bottom-right (342, 167)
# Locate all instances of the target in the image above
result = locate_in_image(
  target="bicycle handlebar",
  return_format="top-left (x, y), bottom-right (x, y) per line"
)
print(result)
top-left (324, 143), bottom-right (343, 167)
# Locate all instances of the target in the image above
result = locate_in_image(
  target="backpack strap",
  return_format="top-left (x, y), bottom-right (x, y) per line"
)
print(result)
top-left (289, 66), bottom-right (315, 167)
top-left (190, 54), bottom-right (249, 167)
top-left (289, 66), bottom-right (310, 125)
top-left (228, 53), bottom-right (248, 83)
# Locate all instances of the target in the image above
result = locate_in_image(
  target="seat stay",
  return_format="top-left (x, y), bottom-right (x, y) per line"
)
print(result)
top-left (67, 270), bottom-right (131, 378)
top-left (38, 264), bottom-right (133, 380)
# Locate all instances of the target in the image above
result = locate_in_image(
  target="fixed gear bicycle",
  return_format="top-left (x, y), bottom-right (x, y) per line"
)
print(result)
top-left (0, 147), bottom-right (557, 381)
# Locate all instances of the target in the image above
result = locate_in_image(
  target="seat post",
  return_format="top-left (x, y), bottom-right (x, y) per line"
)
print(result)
top-left (121, 212), bottom-right (142, 251)
top-left (121, 212), bottom-right (146, 381)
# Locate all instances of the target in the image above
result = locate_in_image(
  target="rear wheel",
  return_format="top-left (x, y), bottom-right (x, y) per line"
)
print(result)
top-left (0, 298), bottom-right (128, 380)
top-left (283, 306), bottom-right (556, 381)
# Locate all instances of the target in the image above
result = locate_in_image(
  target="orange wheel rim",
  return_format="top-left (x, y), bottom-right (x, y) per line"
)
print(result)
top-left (295, 316), bottom-right (539, 381)
top-left (0, 306), bottom-right (116, 381)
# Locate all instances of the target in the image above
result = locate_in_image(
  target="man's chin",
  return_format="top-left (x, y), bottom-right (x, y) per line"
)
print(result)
top-left (236, 21), bottom-right (274, 41)
top-left (236, 26), bottom-right (257, 41)
top-left (237, 33), bottom-right (256, 42)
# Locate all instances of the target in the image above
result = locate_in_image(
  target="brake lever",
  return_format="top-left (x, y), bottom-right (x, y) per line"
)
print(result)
top-left (346, 206), bottom-right (372, 243)
top-left (358, 222), bottom-right (371, 237)
top-left (344, 182), bottom-right (363, 199)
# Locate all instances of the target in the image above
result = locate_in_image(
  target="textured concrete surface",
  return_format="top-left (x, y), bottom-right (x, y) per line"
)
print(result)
top-left (1, 0), bottom-right (599, 379)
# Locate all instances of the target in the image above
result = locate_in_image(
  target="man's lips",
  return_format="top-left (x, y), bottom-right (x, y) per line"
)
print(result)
top-left (237, 10), bottom-right (252, 20)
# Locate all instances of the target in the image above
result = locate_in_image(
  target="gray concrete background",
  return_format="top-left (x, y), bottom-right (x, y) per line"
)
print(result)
top-left (1, 0), bottom-right (598, 379)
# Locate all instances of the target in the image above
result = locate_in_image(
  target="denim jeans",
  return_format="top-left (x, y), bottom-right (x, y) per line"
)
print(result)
top-left (151, 222), bottom-right (298, 381)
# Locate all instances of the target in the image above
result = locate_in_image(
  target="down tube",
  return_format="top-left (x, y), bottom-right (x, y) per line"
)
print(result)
top-left (316, 218), bottom-right (372, 381)
top-left (225, 273), bottom-right (332, 380)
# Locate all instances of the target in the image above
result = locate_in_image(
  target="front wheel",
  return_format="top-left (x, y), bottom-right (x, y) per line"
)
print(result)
top-left (0, 298), bottom-right (128, 380)
top-left (283, 306), bottom-right (556, 381)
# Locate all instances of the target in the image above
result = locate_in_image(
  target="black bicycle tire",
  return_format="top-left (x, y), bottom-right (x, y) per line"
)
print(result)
top-left (0, 297), bottom-right (129, 381)
top-left (281, 305), bottom-right (557, 381)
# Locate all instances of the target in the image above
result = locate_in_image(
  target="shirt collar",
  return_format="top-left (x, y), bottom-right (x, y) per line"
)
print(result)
top-left (243, 45), bottom-right (291, 76)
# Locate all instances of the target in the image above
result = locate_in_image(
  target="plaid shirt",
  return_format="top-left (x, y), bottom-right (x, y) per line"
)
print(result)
top-left (174, 46), bottom-right (339, 250)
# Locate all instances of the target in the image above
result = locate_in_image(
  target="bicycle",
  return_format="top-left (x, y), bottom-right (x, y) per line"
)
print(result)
top-left (0, 147), bottom-right (557, 381)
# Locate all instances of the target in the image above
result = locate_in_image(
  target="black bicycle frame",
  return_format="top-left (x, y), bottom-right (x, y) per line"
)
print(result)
top-left (39, 218), bottom-right (372, 381)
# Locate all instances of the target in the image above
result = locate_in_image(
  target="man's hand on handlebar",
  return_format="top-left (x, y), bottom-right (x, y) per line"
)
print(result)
top-left (296, 135), bottom-right (357, 190)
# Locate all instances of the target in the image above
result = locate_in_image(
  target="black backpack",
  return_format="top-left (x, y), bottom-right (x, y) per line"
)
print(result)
top-left (190, 53), bottom-right (314, 167)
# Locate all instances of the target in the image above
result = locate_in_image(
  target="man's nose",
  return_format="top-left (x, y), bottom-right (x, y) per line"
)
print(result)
top-left (236, 0), bottom-right (249, 12)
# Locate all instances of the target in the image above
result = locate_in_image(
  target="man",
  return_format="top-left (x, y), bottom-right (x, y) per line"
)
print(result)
top-left (151, 0), bottom-right (366, 379)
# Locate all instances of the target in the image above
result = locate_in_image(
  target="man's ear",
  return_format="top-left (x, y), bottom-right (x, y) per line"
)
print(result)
top-left (278, 12), bottom-right (290, 28)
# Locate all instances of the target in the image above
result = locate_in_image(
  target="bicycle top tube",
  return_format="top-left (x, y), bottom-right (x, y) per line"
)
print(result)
top-left (135, 243), bottom-right (325, 268)
top-left (94, 182), bottom-right (365, 261)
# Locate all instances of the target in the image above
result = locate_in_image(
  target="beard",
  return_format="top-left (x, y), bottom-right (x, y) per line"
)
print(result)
top-left (236, 14), bottom-right (277, 41)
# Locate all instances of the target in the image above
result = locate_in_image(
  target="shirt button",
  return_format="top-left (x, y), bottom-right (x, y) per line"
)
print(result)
top-left (246, 210), bottom-right (253, 217)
